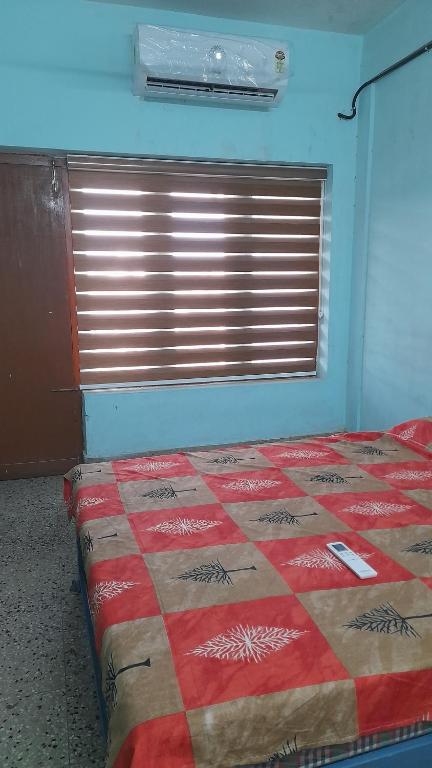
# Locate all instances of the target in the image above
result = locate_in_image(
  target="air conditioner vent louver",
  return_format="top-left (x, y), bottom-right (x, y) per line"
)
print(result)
top-left (146, 77), bottom-right (277, 102)
top-left (134, 25), bottom-right (288, 109)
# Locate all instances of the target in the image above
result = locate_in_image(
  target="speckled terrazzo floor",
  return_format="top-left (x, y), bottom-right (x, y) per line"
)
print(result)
top-left (0, 476), bottom-right (106, 768)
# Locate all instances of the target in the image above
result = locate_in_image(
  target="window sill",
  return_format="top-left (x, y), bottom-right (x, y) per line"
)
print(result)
top-left (81, 370), bottom-right (318, 393)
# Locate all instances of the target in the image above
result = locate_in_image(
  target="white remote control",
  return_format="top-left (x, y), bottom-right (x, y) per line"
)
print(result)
top-left (326, 542), bottom-right (377, 579)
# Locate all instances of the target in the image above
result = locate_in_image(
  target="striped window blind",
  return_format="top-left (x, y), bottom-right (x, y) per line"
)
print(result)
top-left (67, 156), bottom-right (326, 387)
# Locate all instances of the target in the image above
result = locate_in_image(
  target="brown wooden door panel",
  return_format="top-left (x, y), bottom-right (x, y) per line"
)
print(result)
top-left (0, 156), bottom-right (83, 479)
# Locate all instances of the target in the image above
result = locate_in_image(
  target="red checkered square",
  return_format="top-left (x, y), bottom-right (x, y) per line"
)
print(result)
top-left (164, 595), bottom-right (349, 709)
top-left (129, 504), bottom-right (247, 553)
top-left (356, 669), bottom-right (432, 734)
top-left (256, 532), bottom-right (413, 593)
top-left (361, 461), bottom-right (432, 489)
top-left (87, 555), bottom-right (160, 650)
top-left (113, 453), bottom-right (196, 482)
top-left (113, 713), bottom-right (195, 768)
top-left (203, 469), bottom-right (305, 503)
top-left (315, 490), bottom-right (432, 530)
top-left (258, 442), bottom-right (350, 468)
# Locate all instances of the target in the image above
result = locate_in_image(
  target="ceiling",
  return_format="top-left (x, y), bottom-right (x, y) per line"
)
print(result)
top-left (90, 0), bottom-right (406, 34)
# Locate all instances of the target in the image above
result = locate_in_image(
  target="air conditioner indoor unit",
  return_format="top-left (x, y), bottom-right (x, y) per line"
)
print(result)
top-left (133, 25), bottom-right (288, 108)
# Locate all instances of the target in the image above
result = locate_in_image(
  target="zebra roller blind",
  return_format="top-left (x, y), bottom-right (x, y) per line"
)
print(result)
top-left (68, 156), bottom-right (326, 386)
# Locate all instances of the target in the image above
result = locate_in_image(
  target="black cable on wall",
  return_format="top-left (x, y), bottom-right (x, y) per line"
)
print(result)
top-left (338, 38), bottom-right (432, 120)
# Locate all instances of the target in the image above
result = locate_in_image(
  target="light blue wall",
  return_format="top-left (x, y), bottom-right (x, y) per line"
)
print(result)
top-left (0, 0), bottom-right (361, 457)
top-left (349, 0), bottom-right (432, 431)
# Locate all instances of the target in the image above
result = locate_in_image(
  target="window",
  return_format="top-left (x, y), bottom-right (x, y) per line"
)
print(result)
top-left (67, 156), bottom-right (326, 387)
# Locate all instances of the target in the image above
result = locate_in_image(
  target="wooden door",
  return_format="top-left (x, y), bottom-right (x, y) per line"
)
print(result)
top-left (0, 154), bottom-right (83, 479)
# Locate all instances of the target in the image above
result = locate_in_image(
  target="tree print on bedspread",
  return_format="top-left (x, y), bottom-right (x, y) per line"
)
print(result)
top-left (386, 470), bottom-right (432, 481)
top-left (267, 735), bottom-right (298, 765)
top-left (81, 530), bottom-right (94, 553)
top-left (309, 472), bottom-right (363, 485)
top-left (146, 518), bottom-right (222, 536)
top-left (71, 467), bottom-right (102, 484)
top-left (404, 540), bottom-right (432, 555)
top-left (397, 425), bottom-right (417, 441)
top-left (207, 454), bottom-right (256, 465)
top-left (344, 501), bottom-right (411, 518)
top-left (252, 507), bottom-right (319, 525)
top-left (174, 558), bottom-right (257, 586)
top-left (71, 496), bottom-right (106, 523)
top-left (80, 531), bottom-right (118, 554)
top-left (284, 548), bottom-right (372, 572)
top-left (354, 446), bottom-right (398, 457)
top-left (278, 448), bottom-right (330, 460)
top-left (344, 602), bottom-right (432, 639)
top-left (105, 653), bottom-right (151, 714)
top-left (223, 479), bottom-right (282, 493)
top-left (132, 460), bottom-right (181, 473)
top-left (187, 624), bottom-right (306, 663)
top-left (90, 580), bottom-right (137, 617)
top-left (141, 484), bottom-right (197, 501)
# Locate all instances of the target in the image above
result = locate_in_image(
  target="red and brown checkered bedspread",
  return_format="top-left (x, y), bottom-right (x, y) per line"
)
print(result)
top-left (65, 418), bottom-right (432, 768)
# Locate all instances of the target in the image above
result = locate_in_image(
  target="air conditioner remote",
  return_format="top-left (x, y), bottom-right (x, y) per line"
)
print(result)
top-left (326, 542), bottom-right (377, 579)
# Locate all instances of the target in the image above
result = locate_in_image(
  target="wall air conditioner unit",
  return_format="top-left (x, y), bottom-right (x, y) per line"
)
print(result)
top-left (133, 25), bottom-right (288, 108)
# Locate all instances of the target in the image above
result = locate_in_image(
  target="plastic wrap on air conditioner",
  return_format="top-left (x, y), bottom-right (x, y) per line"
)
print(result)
top-left (133, 25), bottom-right (288, 107)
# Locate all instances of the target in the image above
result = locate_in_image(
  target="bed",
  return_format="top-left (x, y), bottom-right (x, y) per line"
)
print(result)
top-left (65, 418), bottom-right (432, 768)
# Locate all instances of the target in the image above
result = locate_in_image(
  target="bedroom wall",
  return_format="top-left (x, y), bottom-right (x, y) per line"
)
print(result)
top-left (348, 0), bottom-right (432, 431)
top-left (0, 0), bottom-right (361, 457)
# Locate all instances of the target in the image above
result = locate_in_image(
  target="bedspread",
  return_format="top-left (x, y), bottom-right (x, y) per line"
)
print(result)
top-left (64, 417), bottom-right (432, 768)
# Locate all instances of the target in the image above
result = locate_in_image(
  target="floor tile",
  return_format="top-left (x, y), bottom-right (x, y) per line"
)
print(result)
top-left (0, 688), bottom-right (69, 768)
top-left (0, 476), bottom-right (105, 766)
top-left (0, 618), bottom-right (66, 696)
top-left (64, 641), bottom-right (95, 696)
top-left (67, 686), bottom-right (106, 765)
top-left (0, 580), bottom-right (62, 621)
top-left (65, 658), bottom-right (98, 700)
top-left (63, 593), bottom-right (98, 698)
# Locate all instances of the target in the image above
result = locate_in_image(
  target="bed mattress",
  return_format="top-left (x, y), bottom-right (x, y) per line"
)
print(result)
top-left (65, 417), bottom-right (432, 768)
